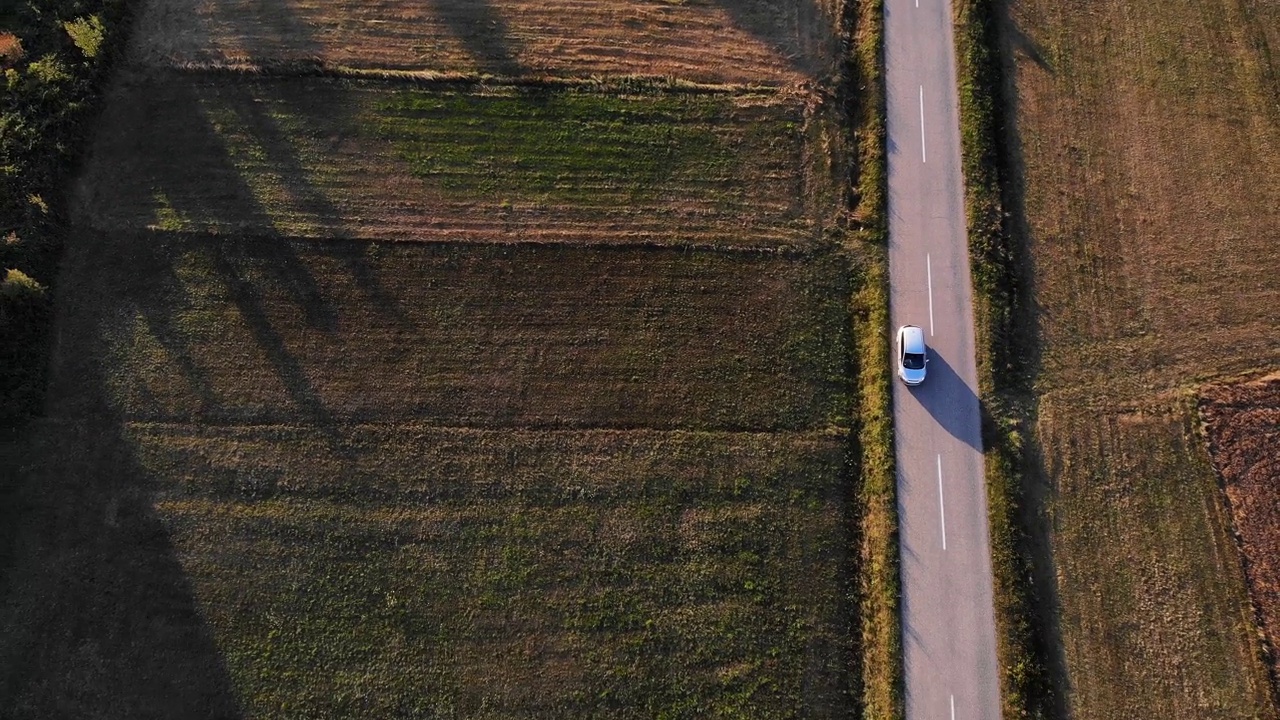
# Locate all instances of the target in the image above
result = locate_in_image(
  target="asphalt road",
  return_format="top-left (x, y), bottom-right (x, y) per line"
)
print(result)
top-left (884, 0), bottom-right (1003, 717)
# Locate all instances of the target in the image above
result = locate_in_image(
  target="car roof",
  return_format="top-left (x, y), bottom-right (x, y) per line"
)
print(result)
top-left (900, 325), bottom-right (926, 354)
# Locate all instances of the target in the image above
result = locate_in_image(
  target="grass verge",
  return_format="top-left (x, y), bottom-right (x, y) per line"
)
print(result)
top-left (952, 0), bottom-right (1053, 717)
top-left (843, 0), bottom-right (902, 716)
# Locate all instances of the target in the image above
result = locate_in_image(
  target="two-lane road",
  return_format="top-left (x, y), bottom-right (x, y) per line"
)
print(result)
top-left (885, 0), bottom-right (1003, 718)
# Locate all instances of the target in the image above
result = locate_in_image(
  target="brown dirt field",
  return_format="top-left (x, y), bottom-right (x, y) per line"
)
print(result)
top-left (74, 72), bottom-right (840, 248)
top-left (1005, 0), bottom-right (1280, 714)
top-left (1202, 373), bottom-right (1280, 696)
top-left (45, 230), bottom-right (851, 432)
top-left (129, 0), bottom-right (844, 86)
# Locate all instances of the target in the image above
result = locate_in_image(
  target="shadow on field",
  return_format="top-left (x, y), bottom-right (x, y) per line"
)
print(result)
top-left (94, 73), bottom-right (417, 451)
top-left (426, 0), bottom-right (522, 76)
top-left (99, 81), bottom-right (342, 444)
top-left (0, 409), bottom-right (243, 717)
top-left (713, 0), bottom-right (839, 79)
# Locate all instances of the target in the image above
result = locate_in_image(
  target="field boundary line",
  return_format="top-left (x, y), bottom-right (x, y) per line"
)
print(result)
top-left (131, 61), bottom-right (818, 99)
top-left (111, 419), bottom-right (852, 440)
top-left (38, 412), bottom-right (854, 437)
top-left (80, 226), bottom-right (851, 261)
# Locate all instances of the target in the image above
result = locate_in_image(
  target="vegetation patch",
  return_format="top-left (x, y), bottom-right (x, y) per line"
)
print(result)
top-left (0, 0), bottom-right (132, 426)
top-left (840, 0), bottom-right (902, 716)
top-left (129, 0), bottom-right (845, 86)
top-left (952, 0), bottom-right (1052, 716)
top-left (1202, 374), bottom-right (1280, 702)
top-left (76, 72), bottom-right (837, 247)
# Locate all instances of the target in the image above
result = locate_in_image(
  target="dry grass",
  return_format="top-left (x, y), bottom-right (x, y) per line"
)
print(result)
top-left (129, 0), bottom-right (844, 86)
top-left (1003, 0), bottom-right (1280, 714)
top-left (46, 231), bottom-right (851, 432)
top-left (1012, 0), bottom-right (1279, 400)
top-left (1036, 401), bottom-right (1271, 716)
top-left (75, 72), bottom-right (839, 248)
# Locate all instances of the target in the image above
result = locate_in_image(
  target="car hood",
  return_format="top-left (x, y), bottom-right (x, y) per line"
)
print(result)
top-left (900, 366), bottom-right (927, 385)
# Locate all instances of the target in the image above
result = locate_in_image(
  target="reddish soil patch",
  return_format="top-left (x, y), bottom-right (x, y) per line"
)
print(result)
top-left (1202, 373), bottom-right (1280, 690)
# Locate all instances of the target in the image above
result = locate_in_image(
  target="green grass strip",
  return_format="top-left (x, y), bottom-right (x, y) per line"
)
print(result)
top-left (844, 0), bottom-right (903, 716)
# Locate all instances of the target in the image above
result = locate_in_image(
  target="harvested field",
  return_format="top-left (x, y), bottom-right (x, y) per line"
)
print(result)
top-left (1037, 400), bottom-right (1270, 717)
top-left (1003, 0), bottom-right (1280, 714)
top-left (47, 231), bottom-right (851, 431)
top-left (130, 0), bottom-right (844, 86)
top-left (1202, 374), bottom-right (1280, 695)
top-left (0, 419), bottom-right (855, 717)
top-left (76, 73), bottom-right (841, 248)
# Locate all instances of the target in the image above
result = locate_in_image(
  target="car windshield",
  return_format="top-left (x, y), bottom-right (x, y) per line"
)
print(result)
top-left (903, 352), bottom-right (925, 370)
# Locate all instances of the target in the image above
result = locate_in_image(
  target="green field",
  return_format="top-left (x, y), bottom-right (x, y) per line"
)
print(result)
top-left (0, 226), bottom-right (860, 716)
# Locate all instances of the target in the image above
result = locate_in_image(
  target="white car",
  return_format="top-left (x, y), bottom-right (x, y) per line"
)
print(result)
top-left (896, 324), bottom-right (927, 385)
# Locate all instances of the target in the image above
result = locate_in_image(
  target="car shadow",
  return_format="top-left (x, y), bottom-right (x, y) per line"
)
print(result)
top-left (905, 347), bottom-right (984, 452)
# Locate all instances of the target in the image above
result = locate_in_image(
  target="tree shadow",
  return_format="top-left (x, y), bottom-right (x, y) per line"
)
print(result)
top-left (426, 0), bottom-right (522, 77)
top-left (0, 376), bottom-right (243, 718)
top-left (711, 0), bottom-right (842, 80)
top-left (89, 74), bottom-right (411, 450)
top-left (1005, 13), bottom-right (1053, 74)
top-left (987, 0), bottom-right (1068, 716)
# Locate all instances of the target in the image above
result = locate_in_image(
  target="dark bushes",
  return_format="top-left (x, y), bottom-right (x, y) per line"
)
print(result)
top-left (0, 0), bottom-right (132, 426)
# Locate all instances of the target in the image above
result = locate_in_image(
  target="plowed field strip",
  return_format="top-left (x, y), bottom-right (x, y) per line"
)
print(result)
top-left (131, 0), bottom-right (844, 86)
top-left (47, 231), bottom-right (852, 431)
top-left (76, 73), bottom-right (836, 247)
top-left (123, 421), bottom-right (847, 505)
